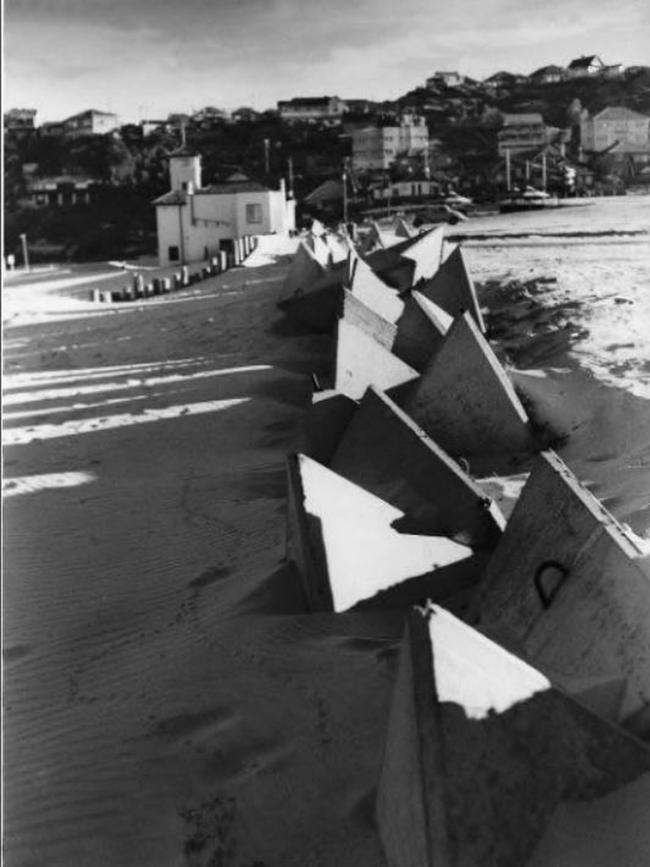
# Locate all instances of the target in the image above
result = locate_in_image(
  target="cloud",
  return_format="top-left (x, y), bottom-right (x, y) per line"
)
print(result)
top-left (5, 0), bottom-right (650, 120)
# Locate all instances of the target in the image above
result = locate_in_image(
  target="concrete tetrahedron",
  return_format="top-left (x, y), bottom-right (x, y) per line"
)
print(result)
top-left (340, 290), bottom-right (397, 351)
top-left (397, 311), bottom-right (533, 461)
top-left (418, 244), bottom-right (486, 331)
top-left (335, 318), bottom-right (419, 400)
top-left (278, 239), bottom-right (327, 303)
top-left (376, 603), bottom-right (650, 867)
top-left (304, 388), bottom-right (357, 465)
top-left (285, 455), bottom-right (482, 612)
top-left (330, 387), bottom-right (505, 547)
top-left (346, 252), bottom-right (404, 324)
top-left (472, 450), bottom-right (650, 725)
top-left (399, 224), bottom-right (445, 285)
top-left (392, 291), bottom-right (451, 371)
top-left (394, 216), bottom-right (415, 239)
top-left (278, 258), bottom-right (348, 332)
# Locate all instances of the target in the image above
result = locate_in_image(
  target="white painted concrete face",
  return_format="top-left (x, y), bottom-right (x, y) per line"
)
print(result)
top-left (400, 226), bottom-right (445, 284)
top-left (310, 234), bottom-right (332, 268)
top-left (411, 291), bottom-right (453, 333)
top-left (428, 605), bottom-right (551, 719)
top-left (298, 457), bottom-right (473, 612)
top-left (335, 319), bottom-right (419, 400)
top-left (348, 256), bottom-right (404, 324)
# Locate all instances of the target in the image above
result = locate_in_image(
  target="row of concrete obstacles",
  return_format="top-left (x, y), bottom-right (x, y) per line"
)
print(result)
top-left (272, 223), bottom-right (650, 864)
top-left (89, 235), bottom-right (258, 303)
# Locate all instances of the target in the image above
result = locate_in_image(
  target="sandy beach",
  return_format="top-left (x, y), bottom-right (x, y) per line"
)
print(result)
top-left (3, 195), bottom-right (650, 865)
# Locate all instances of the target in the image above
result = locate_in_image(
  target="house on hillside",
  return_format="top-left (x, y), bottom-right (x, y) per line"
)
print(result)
top-left (498, 113), bottom-right (548, 155)
top-left (482, 71), bottom-right (527, 93)
top-left (344, 99), bottom-right (378, 114)
top-left (601, 63), bottom-right (626, 79)
top-left (231, 107), bottom-right (262, 123)
top-left (4, 108), bottom-right (37, 137)
top-left (352, 115), bottom-right (429, 170)
top-left (153, 147), bottom-right (295, 266)
top-left (63, 109), bottom-right (119, 136)
top-left (27, 175), bottom-right (95, 207)
top-left (426, 71), bottom-right (462, 88)
top-left (529, 65), bottom-right (566, 85)
top-left (39, 120), bottom-right (66, 137)
top-left (580, 106), bottom-right (650, 156)
top-left (371, 175), bottom-right (440, 202)
top-left (567, 55), bottom-right (605, 78)
top-left (277, 96), bottom-right (346, 124)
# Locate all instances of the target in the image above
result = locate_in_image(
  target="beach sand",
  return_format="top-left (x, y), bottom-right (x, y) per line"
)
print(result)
top-left (3, 195), bottom-right (650, 865)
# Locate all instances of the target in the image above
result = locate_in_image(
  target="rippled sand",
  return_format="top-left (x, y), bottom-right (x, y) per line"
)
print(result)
top-left (3, 196), bottom-right (650, 866)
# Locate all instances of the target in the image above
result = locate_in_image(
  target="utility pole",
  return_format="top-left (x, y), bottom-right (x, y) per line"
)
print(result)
top-left (525, 160), bottom-right (530, 182)
top-left (542, 152), bottom-right (547, 190)
top-left (342, 164), bottom-right (348, 224)
top-left (19, 233), bottom-right (30, 272)
top-left (288, 155), bottom-right (294, 197)
top-left (505, 148), bottom-right (512, 191)
top-left (264, 139), bottom-right (270, 174)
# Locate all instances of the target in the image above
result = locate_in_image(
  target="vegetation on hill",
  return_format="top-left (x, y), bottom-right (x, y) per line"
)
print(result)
top-left (4, 68), bottom-right (649, 262)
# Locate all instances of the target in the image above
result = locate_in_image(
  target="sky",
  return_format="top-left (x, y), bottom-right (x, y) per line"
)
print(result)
top-left (4, 0), bottom-right (650, 123)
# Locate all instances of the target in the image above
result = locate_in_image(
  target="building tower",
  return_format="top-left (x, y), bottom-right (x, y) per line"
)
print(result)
top-left (168, 146), bottom-right (202, 193)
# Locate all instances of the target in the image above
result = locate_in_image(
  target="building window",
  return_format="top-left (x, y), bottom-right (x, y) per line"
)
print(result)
top-left (246, 203), bottom-right (263, 224)
top-left (168, 245), bottom-right (180, 262)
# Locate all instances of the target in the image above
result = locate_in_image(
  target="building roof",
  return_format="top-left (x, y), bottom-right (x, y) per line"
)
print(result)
top-left (531, 65), bottom-right (565, 76)
top-left (66, 108), bottom-right (118, 120)
top-left (278, 96), bottom-right (341, 107)
top-left (152, 190), bottom-right (187, 206)
top-left (568, 55), bottom-right (602, 69)
top-left (168, 145), bottom-right (200, 158)
top-left (304, 179), bottom-right (344, 204)
top-left (594, 106), bottom-right (649, 121)
top-left (198, 180), bottom-right (270, 194)
top-left (502, 112), bottom-right (545, 126)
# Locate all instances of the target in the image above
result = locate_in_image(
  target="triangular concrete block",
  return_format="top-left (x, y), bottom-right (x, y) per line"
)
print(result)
top-left (346, 252), bottom-right (404, 324)
top-left (341, 290), bottom-right (397, 350)
top-left (310, 233), bottom-right (332, 267)
top-left (324, 232), bottom-right (352, 263)
top-left (304, 389), bottom-right (358, 465)
top-left (398, 311), bottom-right (533, 461)
top-left (418, 244), bottom-right (486, 331)
top-left (471, 450), bottom-right (650, 725)
top-left (527, 774), bottom-right (650, 866)
top-left (363, 236), bottom-right (424, 291)
top-left (310, 218), bottom-right (326, 236)
top-left (394, 216), bottom-right (414, 239)
top-left (278, 259), bottom-right (348, 332)
top-left (399, 225), bottom-right (445, 285)
top-left (278, 239), bottom-right (327, 304)
top-left (335, 317), bottom-right (419, 400)
top-left (377, 603), bottom-right (650, 867)
top-left (286, 456), bottom-right (481, 612)
top-left (330, 386), bottom-right (505, 547)
top-left (392, 291), bottom-right (451, 372)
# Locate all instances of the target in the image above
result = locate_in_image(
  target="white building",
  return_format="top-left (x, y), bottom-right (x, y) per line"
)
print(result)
top-left (426, 71), bottom-right (462, 88)
top-left (153, 147), bottom-right (296, 266)
top-left (277, 96), bottom-right (346, 124)
top-left (580, 106), bottom-right (650, 154)
top-left (63, 109), bottom-right (120, 137)
top-left (352, 116), bottom-right (429, 170)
